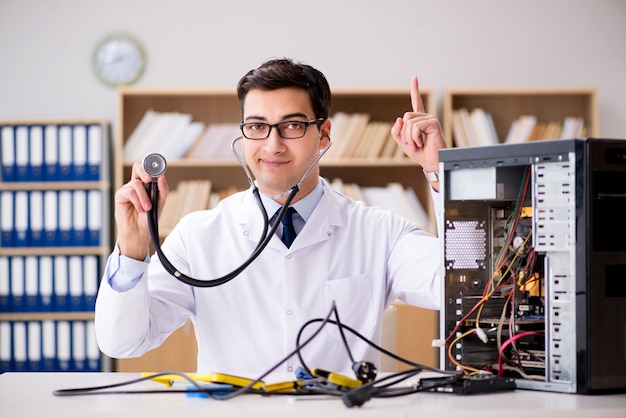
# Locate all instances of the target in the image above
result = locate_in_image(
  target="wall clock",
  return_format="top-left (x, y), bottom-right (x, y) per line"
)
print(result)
top-left (93, 34), bottom-right (145, 87)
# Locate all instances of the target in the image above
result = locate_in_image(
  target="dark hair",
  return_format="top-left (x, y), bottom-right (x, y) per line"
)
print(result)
top-left (236, 57), bottom-right (331, 120)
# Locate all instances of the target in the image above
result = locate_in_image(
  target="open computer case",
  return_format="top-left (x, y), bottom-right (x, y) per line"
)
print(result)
top-left (438, 138), bottom-right (626, 393)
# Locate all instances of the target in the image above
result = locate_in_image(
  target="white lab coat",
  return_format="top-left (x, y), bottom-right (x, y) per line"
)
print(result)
top-left (95, 179), bottom-right (441, 375)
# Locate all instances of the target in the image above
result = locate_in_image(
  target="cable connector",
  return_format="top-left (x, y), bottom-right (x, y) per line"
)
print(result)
top-left (431, 339), bottom-right (445, 347)
top-left (342, 387), bottom-right (374, 408)
top-left (475, 327), bottom-right (488, 343)
top-left (352, 361), bottom-right (377, 383)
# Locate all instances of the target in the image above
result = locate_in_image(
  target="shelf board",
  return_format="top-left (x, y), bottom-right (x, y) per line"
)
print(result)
top-left (0, 181), bottom-right (110, 191)
top-left (0, 312), bottom-right (95, 321)
top-left (0, 246), bottom-right (111, 256)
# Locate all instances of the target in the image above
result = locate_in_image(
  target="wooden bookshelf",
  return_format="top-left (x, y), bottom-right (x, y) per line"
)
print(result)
top-left (443, 87), bottom-right (599, 147)
top-left (113, 87), bottom-right (439, 372)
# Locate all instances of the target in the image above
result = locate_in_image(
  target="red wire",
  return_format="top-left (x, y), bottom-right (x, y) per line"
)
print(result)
top-left (497, 331), bottom-right (544, 376)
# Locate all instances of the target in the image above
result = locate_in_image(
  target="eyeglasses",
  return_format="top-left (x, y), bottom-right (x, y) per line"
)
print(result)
top-left (240, 118), bottom-right (324, 140)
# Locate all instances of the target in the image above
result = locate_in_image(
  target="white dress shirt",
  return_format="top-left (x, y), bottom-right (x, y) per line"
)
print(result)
top-left (95, 178), bottom-right (441, 375)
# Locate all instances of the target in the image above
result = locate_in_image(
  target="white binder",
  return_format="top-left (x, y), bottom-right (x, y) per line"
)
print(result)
top-left (29, 125), bottom-right (44, 180)
top-left (39, 256), bottom-right (54, 311)
top-left (29, 191), bottom-right (44, 246)
top-left (24, 255), bottom-right (39, 311)
top-left (14, 126), bottom-right (29, 179)
top-left (14, 190), bottom-right (28, 246)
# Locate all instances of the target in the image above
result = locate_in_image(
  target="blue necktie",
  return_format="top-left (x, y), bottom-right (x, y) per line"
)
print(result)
top-left (281, 207), bottom-right (297, 248)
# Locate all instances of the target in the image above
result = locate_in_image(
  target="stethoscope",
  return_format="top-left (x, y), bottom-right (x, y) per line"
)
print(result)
top-left (142, 135), bottom-right (332, 288)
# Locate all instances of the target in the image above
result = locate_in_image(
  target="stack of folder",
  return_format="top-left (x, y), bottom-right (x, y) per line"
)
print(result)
top-left (1, 121), bottom-right (110, 373)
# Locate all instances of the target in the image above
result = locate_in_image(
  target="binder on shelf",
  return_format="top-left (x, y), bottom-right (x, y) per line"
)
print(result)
top-left (58, 190), bottom-right (72, 246)
top-left (53, 255), bottom-right (69, 311)
top-left (24, 255), bottom-right (40, 312)
top-left (73, 125), bottom-right (88, 180)
top-left (41, 320), bottom-right (56, 370)
top-left (87, 190), bottom-right (102, 246)
top-left (87, 124), bottom-right (103, 180)
top-left (14, 190), bottom-right (29, 246)
top-left (44, 124), bottom-right (59, 181)
top-left (83, 255), bottom-right (98, 310)
top-left (0, 256), bottom-right (9, 312)
top-left (56, 320), bottom-right (71, 371)
top-left (29, 190), bottom-right (44, 247)
top-left (1, 322), bottom-right (11, 371)
top-left (86, 321), bottom-right (100, 371)
top-left (72, 190), bottom-right (88, 246)
top-left (68, 255), bottom-right (84, 311)
top-left (71, 321), bottom-right (86, 370)
top-left (12, 321), bottom-right (27, 371)
top-left (10, 256), bottom-right (25, 311)
top-left (58, 125), bottom-right (73, 181)
top-left (29, 125), bottom-right (45, 181)
top-left (39, 256), bottom-right (54, 311)
top-left (1, 125), bottom-right (16, 181)
top-left (1, 190), bottom-right (14, 246)
top-left (15, 125), bottom-right (29, 180)
top-left (43, 190), bottom-right (58, 246)
top-left (27, 321), bottom-right (43, 371)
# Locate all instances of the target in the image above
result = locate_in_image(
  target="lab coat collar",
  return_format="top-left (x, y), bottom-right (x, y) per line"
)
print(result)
top-left (237, 178), bottom-right (342, 251)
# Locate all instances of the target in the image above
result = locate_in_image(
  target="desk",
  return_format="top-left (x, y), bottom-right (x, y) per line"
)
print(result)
top-left (1, 372), bottom-right (626, 418)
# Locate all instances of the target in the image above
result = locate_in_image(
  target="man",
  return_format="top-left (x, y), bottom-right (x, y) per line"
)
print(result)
top-left (95, 58), bottom-right (447, 375)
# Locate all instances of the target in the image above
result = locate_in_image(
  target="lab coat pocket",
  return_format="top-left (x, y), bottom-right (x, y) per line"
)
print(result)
top-left (324, 274), bottom-right (375, 343)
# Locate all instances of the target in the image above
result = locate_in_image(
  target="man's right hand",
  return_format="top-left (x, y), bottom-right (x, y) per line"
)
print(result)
top-left (114, 162), bottom-right (169, 260)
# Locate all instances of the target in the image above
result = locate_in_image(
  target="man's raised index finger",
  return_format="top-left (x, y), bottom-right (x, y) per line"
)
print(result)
top-left (411, 75), bottom-right (424, 113)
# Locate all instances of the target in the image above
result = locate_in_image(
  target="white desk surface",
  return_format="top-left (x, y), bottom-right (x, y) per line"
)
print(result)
top-left (1, 372), bottom-right (626, 418)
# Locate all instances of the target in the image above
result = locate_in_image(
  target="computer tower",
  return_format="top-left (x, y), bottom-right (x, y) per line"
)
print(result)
top-left (438, 138), bottom-right (626, 393)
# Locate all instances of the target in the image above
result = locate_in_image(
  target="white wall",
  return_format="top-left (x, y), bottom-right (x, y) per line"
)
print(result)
top-left (1, 0), bottom-right (625, 137)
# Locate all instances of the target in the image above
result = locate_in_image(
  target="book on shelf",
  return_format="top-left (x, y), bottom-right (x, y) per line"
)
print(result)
top-left (324, 113), bottom-right (400, 160)
top-left (123, 110), bottom-right (207, 161)
top-left (157, 179), bottom-right (213, 236)
top-left (504, 115), bottom-right (586, 143)
top-left (452, 108), bottom-right (498, 147)
top-left (328, 179), bottom-right (431, 231)
top-left (186, 123), bottom-right (241, 160)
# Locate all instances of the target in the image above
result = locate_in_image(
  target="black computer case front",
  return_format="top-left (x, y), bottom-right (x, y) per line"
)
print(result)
top-left (438, 138), bottom-right (626, 393)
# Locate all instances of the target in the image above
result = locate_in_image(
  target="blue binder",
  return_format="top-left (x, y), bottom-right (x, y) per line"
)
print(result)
top-left (0, 256), bottom-right (10, 312)
top-left (29, 191), bottom-right (45, 247)
top-left (1, 125), bottom-right (16, 181)
top-left (57, 190), bottom-right (72, 246)
top-left (68, 256), bottom-right (84, 311)
top-left (57, 125), bottom-right (73, 181)
top-left (83, 256), bottom-right (98, 310)
top-left (87, 190), bottom-right (102, 246)
top-left (0, 190), bottom-right (14, 247)
top-left (0, 322), bottom-right (12, 371)
top-left (87, 124), bottom-right (103, 181)
top-left (72, 190), bottom-right (87, 246)
top-left (24, 256), bottom-right (40, 312)
top-left (86, 321), bottom-right (101, 371)
top-left (38, 256), bottom-right (54, 312)
top-left (13, 191), bottom-right (29, 247)
top-left (10, 257), bottom-right (26, 312)
top-left (41, 320), bottom-right (57, 371)
top-left (14, 126), bottom-right (29, 181)
top-left (71, 321), bottom-right (87, 371)
top-left (26, 321), bottom-right (43, 371)
top-left (53, 256), bottom-right (69, 312)
top-left (72, 125), bottom-right (88, 181)
top-left (28, 125), bottom-right (45, 181)
top-left (11, 321), bottom-right (28, 371)
top-left (44, 125), bottom-right (59, 181)
top-left (56, 321), bottom-right (71, 371)
top-left (43, 191), bottom-right (58, 246)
